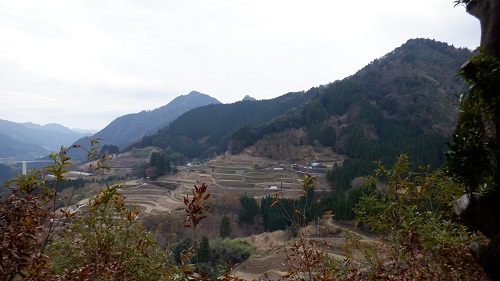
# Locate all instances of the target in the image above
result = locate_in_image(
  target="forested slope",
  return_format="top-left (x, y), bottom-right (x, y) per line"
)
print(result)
top-left (231, 38), bottom-right (472, 188)
top-left (128, 90), bottom-right (315, 159)
top-left (130, 39), bottom-right (472, 190)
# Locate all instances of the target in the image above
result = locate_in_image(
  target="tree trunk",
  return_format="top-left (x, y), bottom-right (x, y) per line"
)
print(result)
top-left (467, 0), bottom-right (500, 59)
top-left (462, 1), bottom-right (500, 279)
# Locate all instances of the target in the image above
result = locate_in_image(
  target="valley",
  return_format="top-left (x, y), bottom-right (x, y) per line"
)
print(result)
top-left (1, 38), bottom-right (487, 279)
top-left (80, 148), bottom-right (341, 214)
top-left (67, 147), bottom-right (374, 279)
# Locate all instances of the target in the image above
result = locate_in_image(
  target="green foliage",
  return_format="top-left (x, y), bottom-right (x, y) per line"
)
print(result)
top-left (48, 185), bottom-right (170, 280)
top-left (265, 175), bottom-right (318, 233)
top-left (100, 144), bottom-right (120, 156)
top-left (327, 159), bottom-right (376, 191)
top-left (219, 215), bottom-right (232, 238)
top-left (304, 101), bottom-right (328, 126)
top-left (196, 236), bottom-right (212, 263)
top-left (238, 194), bottom-right (259, 225)
top-left (446, 51), bottom-right (500, 195)
top-left (313, 188), bottom-right (365, 221)
top-left (356, 155), bottom-right (467, 244)
top-left (193, 237), bottom-right (255, 279)
top-left (210, 238), bottom-right (255, 265)
top-left (266, 198), bottom-right (292, 231)
top-left (325, 155), bottom-right (488, 279)
top-left (148, 151), bottom-right (171, 179)
top-left (326, 114), bottom-right (449, 190)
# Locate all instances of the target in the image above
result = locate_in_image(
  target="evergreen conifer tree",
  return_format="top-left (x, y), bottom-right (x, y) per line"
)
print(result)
top-left (197, 236), bottom-right (211, 263)
top-left (219, 215), bottom-right (231, 238)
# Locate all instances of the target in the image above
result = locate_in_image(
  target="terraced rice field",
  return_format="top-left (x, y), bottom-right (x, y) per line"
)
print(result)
top-left (77, 152), bottom-right (329, 214)
top-left (158, 154), bottom-right (308, 206)
top-left (100, 154), bottom-right (309, 214)
top-left (71, 150), bottom-right (377, 280)
top-left (114, 180), bottom-right (184, 213)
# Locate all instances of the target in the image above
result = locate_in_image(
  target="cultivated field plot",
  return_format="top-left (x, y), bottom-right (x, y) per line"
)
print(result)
top-left (76, 149), bottom-right (338, 215)
top-left (158, 154), bottom-right (309, 205)
top-left (118, 180), bottom-right (184, 213)
top-left (71, 149), bottom-right (375, 280)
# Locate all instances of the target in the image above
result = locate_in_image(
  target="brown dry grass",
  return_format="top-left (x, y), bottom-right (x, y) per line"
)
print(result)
top-left (231, 218), bottom-right (379, 280)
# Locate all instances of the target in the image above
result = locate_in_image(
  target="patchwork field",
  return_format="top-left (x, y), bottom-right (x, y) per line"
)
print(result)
top-left (72, 149), bottom-right (374, 280)
top-left (76, 153), bottom-right (308, 214)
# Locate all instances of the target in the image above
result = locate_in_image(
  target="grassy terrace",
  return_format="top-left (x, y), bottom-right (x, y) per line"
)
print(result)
top-left (212, 173), bottom-right (244, 180)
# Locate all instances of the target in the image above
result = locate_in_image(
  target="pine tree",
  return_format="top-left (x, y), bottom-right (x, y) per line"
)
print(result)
top-left (197, 236), bottom-right (211, 263)
top-left (219, 215), bottom-right (231, 238)
top-left (238, 195), bottom-right (259, 225)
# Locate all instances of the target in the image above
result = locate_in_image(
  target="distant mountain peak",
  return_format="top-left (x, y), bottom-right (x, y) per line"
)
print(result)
top-left (71, 91), bottom-right (221, 151)
top-left (188, 90), bottom-right (204, 96)
top-left (242, 95), bottom-right (257, 101)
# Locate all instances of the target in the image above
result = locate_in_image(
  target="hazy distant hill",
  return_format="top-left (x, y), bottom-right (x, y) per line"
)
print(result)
top-left (0, 133), bottom-right (50, 159)
top-left (0, 120), bottom-right (90, 158)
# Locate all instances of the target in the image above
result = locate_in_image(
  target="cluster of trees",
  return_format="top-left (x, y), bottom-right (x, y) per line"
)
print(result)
top-left (238, 179), bottom-right (318, 233)
top-left (147, 151), bottom-right (171, 179)
top-left (318, 155), bottom-right (488, 280)
top-left (130, 151), bottom-right (173, 179)
top-left (172, 236), bottom-right (254, 278)
top-left (99, 144), bottom-right (119, 156)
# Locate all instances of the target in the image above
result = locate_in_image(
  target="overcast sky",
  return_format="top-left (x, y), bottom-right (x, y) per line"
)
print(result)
top-left (0, 1), bottom-right (479, 131)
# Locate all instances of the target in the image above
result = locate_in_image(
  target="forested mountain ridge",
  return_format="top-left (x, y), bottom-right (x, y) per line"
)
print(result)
top-left (131, 39), bottom-right (472, 170)
top-left (72, 91), bottom-right (220, 151)
top-left (125, 38), bottom-right (473, 183)
top-left (128, 90), bottom-right (316, 159)
top-left (350, 38), bottom-right (469, 133)
top-left (230, 38), bottom-right (472, 188)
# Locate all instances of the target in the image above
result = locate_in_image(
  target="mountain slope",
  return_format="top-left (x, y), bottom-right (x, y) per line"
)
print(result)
top-left (0, 119), bottom-right (90, 158)
top-left (130, 38), bottom-right (471, 181)
top-left (130, 90), bottom-right (316, 159)
top-left (76, 91), bottom-right (221, 149)
top-left (229, 38), bottom-right (472, 188)
top-left (0, 133), bottom-right (52, 158)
